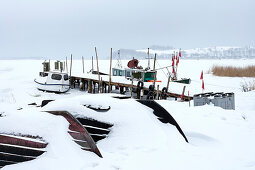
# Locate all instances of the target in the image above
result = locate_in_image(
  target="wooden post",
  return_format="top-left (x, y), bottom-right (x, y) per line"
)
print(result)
top-left (131, 75), bottom-right (134, 98)
top-left (120, 86), bottom-right (124, 94)
top-left (82, 56), bottom-right (84, 73)
top-left (153, 53), bottom-right (157, 89)
top-left (156, 85), bottom-right (159, 100)
top-left (88, 80), bottom-right (92, 93)
top-left (182, 86), bottom-right (186, 101)
top-left (49, 60), bottom-right (50, 71)
top-left (66, 57), bottom-right (68, 73)
top-left (101, 77), bottom-right (103, 93)
top-left (91, 56), bottom-right (94, 71)
top-left (93, 81), bottom-right (96, 93)
top-left (166, 75), bottom-right (170, 92)
top-left (95, 47), bottom-right (101, 93)
top-left (109, 48), bottom-right (112, 93)
top-left (70, 54), bottom-right (73, 77)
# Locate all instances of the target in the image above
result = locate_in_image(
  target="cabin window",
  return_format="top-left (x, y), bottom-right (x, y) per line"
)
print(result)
top-left (64, 74), bottom-right (68, 81)
top-left (113, 70), bottom-right (117, 76)
top-left (40, 72), bottom-right (48, 77)
top-left (51, 74), bottom-right (62, 80)
top-left (126, 71), bottom-right (131, 77)
top-left (119, 70), bottom-right (122, 76)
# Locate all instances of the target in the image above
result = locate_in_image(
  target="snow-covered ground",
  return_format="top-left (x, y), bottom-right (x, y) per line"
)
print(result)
top-left (0, 59), bottom-right (255, 170)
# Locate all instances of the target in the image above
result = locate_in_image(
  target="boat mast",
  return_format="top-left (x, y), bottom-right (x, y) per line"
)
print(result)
top-left (147, 48), bottom-right (150, 69)
top-left (116, 49), bottom-right (122, 68)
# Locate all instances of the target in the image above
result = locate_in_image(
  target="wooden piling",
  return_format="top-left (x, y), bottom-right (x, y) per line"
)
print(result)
top-left (131, 75), bottom-right (134, 97)
top-left (95, 47), bottom-right (101, 93)
top-left (93, 81), bottom-right (96, 93)
top-left (82, 56), bottom-right (85, 73)
top-left (70, 54), bottom-right (73, 77)
top-left (66, 57), bottom-right (68, 73)
top-left (182, 86), bottom-right (186, 101)
top-left (100, 77), bottom-right (103, 93)
top-left (166, 75), bottom-right (170, 92)
top-left (120, 86), bottom-right (124, 94)
top-left (49, 60), bottom-right (51, 71)
top-left (153, 53), bottom-right (157, 88)
top-left (109, 48), bottom-right (112, 93)
top-left (156, 85), bottom-right (159, 100)
top-left (88, 80), bottom-right (92, 93)
top-left (91, 56), bottom-right (94, 71)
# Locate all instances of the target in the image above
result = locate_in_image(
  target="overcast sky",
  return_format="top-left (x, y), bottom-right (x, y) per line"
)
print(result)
top-left (0, 0), bottom-right (254, 59)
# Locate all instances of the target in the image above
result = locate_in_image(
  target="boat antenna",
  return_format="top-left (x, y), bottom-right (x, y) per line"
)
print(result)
top-left (115, 49), bottom-right (122, 68)
top-left (146, 48), bottom-right (153, 70)
top-left (147, 48), bottom-right (150, 69)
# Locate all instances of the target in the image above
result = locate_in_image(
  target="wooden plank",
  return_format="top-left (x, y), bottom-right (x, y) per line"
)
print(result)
top-left (0, 135), bottom-right (47, 149)
top-left (0, 144), bottom-right (45, 157)
top-left (0, 160), bottom-right (16, 166)
top-left (0, 152), bottom-right (35, 163)
top-left (73, 140), bottom-right (90, 149)
top-left (76, 118), bottom-right (113, 129)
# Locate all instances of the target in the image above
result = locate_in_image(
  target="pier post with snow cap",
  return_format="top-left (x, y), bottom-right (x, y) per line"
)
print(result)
top-left (70, 54), bottom-right (73, 77)
top-left (95, 47), bottom-right (101, 93)
top-left (82, 56), bottom-right (85, 73)
top-left (109, 48), bottom-right (112, 93)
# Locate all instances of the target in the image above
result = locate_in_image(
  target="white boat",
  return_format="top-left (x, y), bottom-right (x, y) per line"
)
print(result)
top-left (34, 71), bottom-right (70, 93)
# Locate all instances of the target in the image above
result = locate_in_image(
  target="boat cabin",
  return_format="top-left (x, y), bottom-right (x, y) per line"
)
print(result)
top-left (35, 71), bottom-right (70, 93)
top-left (112, 68), bottom-right (156, 82)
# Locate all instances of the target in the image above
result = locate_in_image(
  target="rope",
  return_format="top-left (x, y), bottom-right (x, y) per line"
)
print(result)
top-left (156, 61), bottom-right (168, 78)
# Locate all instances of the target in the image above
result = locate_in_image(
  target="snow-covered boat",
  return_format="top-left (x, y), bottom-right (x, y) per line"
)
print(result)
top-left (34, 71), bottom-right (70, 93)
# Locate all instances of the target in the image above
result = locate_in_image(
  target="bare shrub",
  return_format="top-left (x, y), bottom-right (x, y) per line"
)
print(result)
top-left (240, 80), bottom-right (255, 92)
top-left (211, 65), bottom-right (255, 77)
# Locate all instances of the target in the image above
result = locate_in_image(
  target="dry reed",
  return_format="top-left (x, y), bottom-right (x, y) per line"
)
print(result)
top-left (211, 65), bottom-right (255, 77)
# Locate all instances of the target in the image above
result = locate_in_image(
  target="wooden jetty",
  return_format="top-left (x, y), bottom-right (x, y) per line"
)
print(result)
top-left (69, 73), bottom-right (193, 101)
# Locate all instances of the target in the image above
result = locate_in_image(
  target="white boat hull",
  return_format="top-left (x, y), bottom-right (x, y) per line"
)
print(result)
top-left (34, 79), bottom-right (70, 93)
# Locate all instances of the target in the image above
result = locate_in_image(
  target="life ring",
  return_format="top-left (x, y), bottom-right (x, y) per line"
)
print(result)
top-left (149, 85), bottom-right (154, 91)
top-left (147, 91), bottom-right (154, 100)
top-left (161, 87), bottom-right (168, 99)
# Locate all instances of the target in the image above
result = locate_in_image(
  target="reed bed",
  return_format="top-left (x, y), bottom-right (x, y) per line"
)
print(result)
top-left (211, 65), bottom-right (255, 77)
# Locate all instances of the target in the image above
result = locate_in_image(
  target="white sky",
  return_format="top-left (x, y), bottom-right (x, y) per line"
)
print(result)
top-left (0, 0), bottom-right (254, 59)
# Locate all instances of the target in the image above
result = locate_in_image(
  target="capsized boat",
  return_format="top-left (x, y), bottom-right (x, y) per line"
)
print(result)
top-left (34, 71), bottom-right (70, 93)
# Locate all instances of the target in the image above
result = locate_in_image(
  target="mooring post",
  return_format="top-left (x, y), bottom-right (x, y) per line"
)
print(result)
top-left (66, 57), bottom-right (68, 73)
top-left (100, 77), bottom-right (103, 93)
top-left (109, 48), bottom-right (112, 93)
top-left (95, 47), bottom-right (101, 93)
top-left (82, 56), bottom-right (85, 73)
top-left (91, 56), bottom-right (94, 71)
top-left (182, 86), bottom-right (186, 101)
top-left (166, 75), bottom-right (170, 92)
top-left (104, 83), bottom-right (107, 93)
top-left (131, 75), bottom-right (134, 98)
top-left (120, 86), bottom-right (124, 94)
top-left (70, 54), bottom-right (73, 77)
top-left (137, 87), bottom-right (141, 99)
top-left (156, 85), bottom-right (159, 100)
top-left (153, 53), bottom-right (157, 89)
top-left (82, 79), bottom-right (85, 91)
top-left (49, 60), bottom-right (51, 71)
top-left (93, 81), bottom-right (96, 93)
top-left (88, 80), bottom-right (92, 93)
